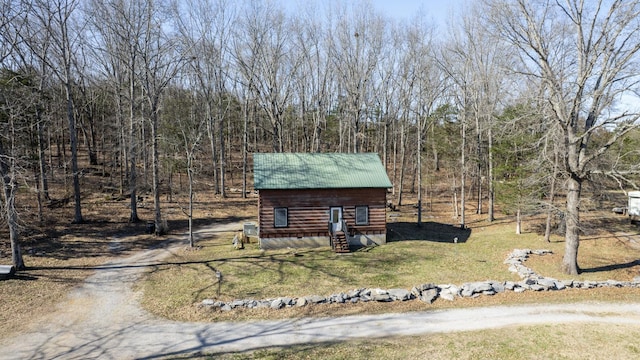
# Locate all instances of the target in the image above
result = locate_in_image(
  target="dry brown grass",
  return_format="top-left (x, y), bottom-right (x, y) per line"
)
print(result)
top-left (203, 322), bottom-right (640, 360)
top-left (0, 169), bottom-right (256, 337)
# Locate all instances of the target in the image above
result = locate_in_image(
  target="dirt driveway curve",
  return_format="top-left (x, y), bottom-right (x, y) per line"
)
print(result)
top-left (2, 222), bottom-right (640, 359)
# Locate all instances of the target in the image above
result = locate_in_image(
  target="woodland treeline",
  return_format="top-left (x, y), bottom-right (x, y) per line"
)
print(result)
top-left (1, 0), bottom-right (640, 274)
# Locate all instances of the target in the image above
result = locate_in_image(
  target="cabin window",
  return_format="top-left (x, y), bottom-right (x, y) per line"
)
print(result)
top-left (274, 207), bottom-right (288, 227)
top-left (355, 206), bottom-right (369, 225)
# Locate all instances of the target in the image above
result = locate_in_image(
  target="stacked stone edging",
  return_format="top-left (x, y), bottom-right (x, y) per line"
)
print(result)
top-left (200, 248), bottom-right (640, 312)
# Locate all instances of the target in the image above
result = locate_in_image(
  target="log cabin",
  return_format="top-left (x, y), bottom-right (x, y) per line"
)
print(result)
top-left (253, 153), bottom-right (393, 252)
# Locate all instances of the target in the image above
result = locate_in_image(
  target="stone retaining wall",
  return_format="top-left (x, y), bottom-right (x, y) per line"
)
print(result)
top-left (200, 249), bottom-right (640, 312)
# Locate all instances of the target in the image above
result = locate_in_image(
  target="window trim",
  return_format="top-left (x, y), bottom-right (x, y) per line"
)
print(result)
top-left (274, 207), bottom-right (288, 228)
top-left (355, 205), bottom-right (369, 225)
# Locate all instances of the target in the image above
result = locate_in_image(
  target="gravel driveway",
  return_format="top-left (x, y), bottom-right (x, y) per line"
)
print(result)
top-left (2, 222), bottom-right (640, 359)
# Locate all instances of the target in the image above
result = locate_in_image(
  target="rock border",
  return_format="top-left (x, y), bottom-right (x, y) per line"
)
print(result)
top-left (200, 248), bottom-right (640, 312)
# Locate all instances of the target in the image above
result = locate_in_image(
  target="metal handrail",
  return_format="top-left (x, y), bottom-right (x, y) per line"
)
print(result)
top-left (341, 219), bottom-right (349, 237)
top-left (328, 221), bottom-right (335, 250)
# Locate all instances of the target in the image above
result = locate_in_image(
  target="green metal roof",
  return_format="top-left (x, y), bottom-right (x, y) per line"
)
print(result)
top-left (253, 153), bottom-right (393, 190)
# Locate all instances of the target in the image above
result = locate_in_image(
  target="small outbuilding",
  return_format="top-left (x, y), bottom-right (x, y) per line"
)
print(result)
top-left (628, 191), bottom-right (640, 217)
top-left (253, 153), bottom-right (393, 251)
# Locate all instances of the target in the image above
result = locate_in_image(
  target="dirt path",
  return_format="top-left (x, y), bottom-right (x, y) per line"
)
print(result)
top-left (2, 222), bottom-right (640, 359)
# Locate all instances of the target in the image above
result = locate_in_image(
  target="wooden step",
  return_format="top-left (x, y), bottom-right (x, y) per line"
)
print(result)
top-left (332, 233), bottom-right (350, 253)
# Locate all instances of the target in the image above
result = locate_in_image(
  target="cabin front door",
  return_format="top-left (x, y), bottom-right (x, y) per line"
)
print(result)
top-left (330, 207), bottom-right (343, 232)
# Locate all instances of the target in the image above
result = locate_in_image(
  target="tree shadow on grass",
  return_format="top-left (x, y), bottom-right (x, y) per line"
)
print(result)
top-left (165, 215), bottom-right (252, 234)
top-left (26, 237), bottom-right (351, 288)
top-left (387, 222), bottom-right (471, 243)
top-left (15, 215), bottom-right (253, 263)
top-left (580, 259), bottom-right (640, 273)
top-left (6, 273), bottom-right (38, 281)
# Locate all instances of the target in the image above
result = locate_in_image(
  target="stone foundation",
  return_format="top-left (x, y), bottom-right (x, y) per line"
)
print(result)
top-left (259, 236), bottom-right (330, 249)
top-left (259, 233), bottom-right (386, 249)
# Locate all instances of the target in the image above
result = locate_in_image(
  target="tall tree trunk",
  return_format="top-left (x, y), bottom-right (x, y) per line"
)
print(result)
top-left (383, 119), bottom-right (389, 169)
top-left (4, 174), bottom-right (23, 270)
top-left (391, 120), bottom-right (397, 196)
top-left (219, 110), bottom-right (226, 198)
top-left (151, 106), bottom-right (164, 235)
top-left (453, 176), bottom-right (459, 218)
top-left (460, 119), bottom-right (466, 229)
top-left (475, 114), bottom-right (482, 215)
top-left (432, 122), bottom-right (440, 172)
top-left (128, 71), bottom-right (139, 223)
top-left (205, 103), bottom-right (219, 194)
top-left (34, 167), bottom-right (43, 223)
top-left (417, 119), bottom-right (423, 226)
top-left (242, 98), bottom-right (249, 199)
top-left (0, 128), bottom-right (24, 270)
top-left (79, 112), bottom-right (98, 166)
top-left (47, 126), bottom-right (54, 183)
top-left (36, 116), bottom-right (50, 201)
top-left (562, 175), bottom-right (582, 274)
top-left (118, 96), bottom-right (126, 195)
top-left (187, 162), bottom-right (194, 247)
top-left (397, 122), bottom-right (406, 207)
top-left (141, 102), bottom-right (148, 187)
top-left (353, 108), bottom-right (360, 153)
top-left (544, 149), bottom-right (559, 242)
top-left (36, 87), bottom-right (50, 202)
top-left (487, 124), bottom-right (494, 222)
top-left (87, 113), bottom-right (98, 166)
top-left (128, 136), bottom-right (139, 222)
top-left (313, 109), bottom-right (323, 153)
top-left (65, 82), bottom-right (83, 224)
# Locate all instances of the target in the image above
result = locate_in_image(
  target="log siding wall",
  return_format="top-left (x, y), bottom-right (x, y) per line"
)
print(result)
top-left (258, 188), bottom-right (387, 239)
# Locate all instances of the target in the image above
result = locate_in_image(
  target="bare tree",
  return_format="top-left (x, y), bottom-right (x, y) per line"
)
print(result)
top-left (371, 26), bottom-right (401, 171)
top-left (174, 0), bottom-right (236, 198)
top-left (1, 0), bottom-right (51, 226)
top-left (0, 120), bottom-right (23, 269)
top-left (328, 1), bottom-right (385, 153)
top-left (235, 0), bottom-right (300, 153)
top-left (438, 22), bottom-right (474, 229)
top-left (0, 68), bottom-right (28, 270)
top-left (135, 0), bottom-right (185, 235)
top-left (25, 0), bottom-right (84, 223)
top-left (485, 0), bottom-right (640, 274)
top-left (162, 86), bottom-right (206, 246)
top-left (87, 0), bottom-right (148, 222)
top-left (290, 2), bottom-right (334, 153)
top-left (439, 3), bottom-right (512, 228)
top-left (401, 15), bottom-right (445, 224)
top-left (1, 2), bottom-right (33, 269)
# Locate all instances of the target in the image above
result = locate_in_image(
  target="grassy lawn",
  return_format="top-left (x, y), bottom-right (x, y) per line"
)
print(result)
top-left (174, 322), bottom-right (640, 359)
top-left (137, 210), bottom-right (640, 323)
top-left (142, 208), bottom-right (640, 359)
